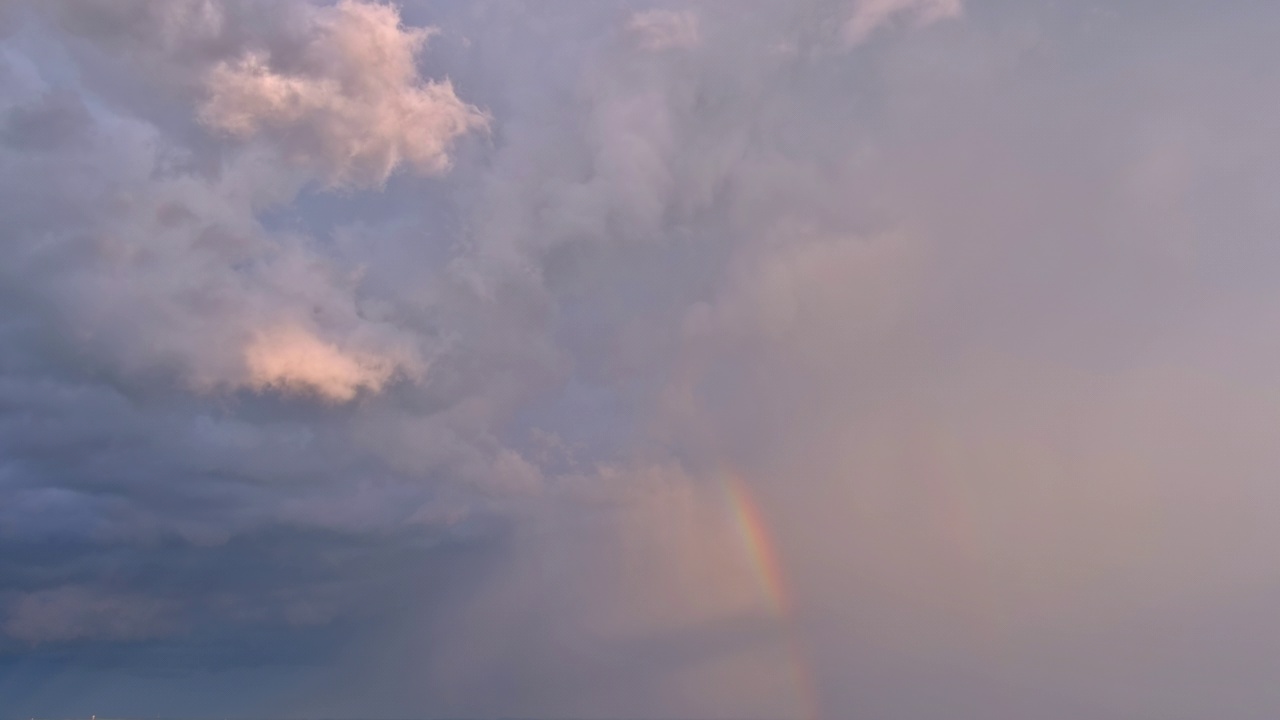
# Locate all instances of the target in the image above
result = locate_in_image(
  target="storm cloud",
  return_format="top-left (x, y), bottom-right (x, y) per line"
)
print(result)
top-left (4, 1), bottom-right (1280, 719)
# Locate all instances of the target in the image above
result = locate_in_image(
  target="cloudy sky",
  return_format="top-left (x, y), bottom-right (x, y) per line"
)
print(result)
top-left (2, 1), bottom-right (1280, 718)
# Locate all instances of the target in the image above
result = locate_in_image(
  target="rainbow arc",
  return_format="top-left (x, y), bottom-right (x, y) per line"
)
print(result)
top-left (722, 469), bottom-right (822, 720)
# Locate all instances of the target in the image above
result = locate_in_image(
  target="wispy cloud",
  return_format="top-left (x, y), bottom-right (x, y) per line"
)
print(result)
top-left (626, 9), bottom-right (701, 52)
top-left (843, 0), bottom-right (962, 45)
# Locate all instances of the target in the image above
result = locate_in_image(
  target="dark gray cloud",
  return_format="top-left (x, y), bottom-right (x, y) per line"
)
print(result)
top-left (4, 1), bottom-right (1280, 719)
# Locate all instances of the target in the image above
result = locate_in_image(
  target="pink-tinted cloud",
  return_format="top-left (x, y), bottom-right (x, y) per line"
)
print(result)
top-left (243, 324), bottom-right (405, 401)
top-left (201, 0), bottom-right (487, 187)
top-left (626, 9), bottom-right (701, 52)
top-left (843, 0), bottom-right (963, 46)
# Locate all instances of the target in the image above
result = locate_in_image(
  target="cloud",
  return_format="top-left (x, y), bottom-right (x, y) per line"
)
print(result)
top-left (243, 324), bottom-right (403, 401)
top-left (0, 0), bottom-right (443, 405)
top-left (1, 89), bottom-right (93, 150)
top-left (4, 586), bottom-right (179, 645)
top-left (626, 9), bottom-right (701, 52)
top-left (5, 1), bottom-right (1280, 719)
top-left (199, 0), bottom-right (488, 187)
top-left (843, 0), bottom-right (963, 46)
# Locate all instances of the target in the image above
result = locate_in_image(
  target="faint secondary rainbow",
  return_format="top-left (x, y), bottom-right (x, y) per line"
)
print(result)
top-left (722, 468), bottom-right (822, 720)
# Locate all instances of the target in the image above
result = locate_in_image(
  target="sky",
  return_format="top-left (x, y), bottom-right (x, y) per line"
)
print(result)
top-left (2, 1), bottom-right (1280, 718)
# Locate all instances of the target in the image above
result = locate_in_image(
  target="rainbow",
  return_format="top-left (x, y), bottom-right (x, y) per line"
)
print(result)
top-left (722, 469), bottom-right (822, 720)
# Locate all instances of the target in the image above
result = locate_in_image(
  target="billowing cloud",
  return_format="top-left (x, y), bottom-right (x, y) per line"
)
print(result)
top-left (5, 1), bottom-right (1280, 719)
top-left (200, 0), bottom-right (488, 187)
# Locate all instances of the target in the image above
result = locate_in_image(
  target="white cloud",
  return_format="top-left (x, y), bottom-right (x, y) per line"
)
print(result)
top-left (200, 0), bottom-right (488, 187)
top-left (626, 9), bottom-right (701, 52)
top-left (843, 0), bottom-right (963, 46)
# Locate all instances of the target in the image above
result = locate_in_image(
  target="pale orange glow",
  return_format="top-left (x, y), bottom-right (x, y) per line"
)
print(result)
top-left (244, 326), bottom-right (396, 402)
